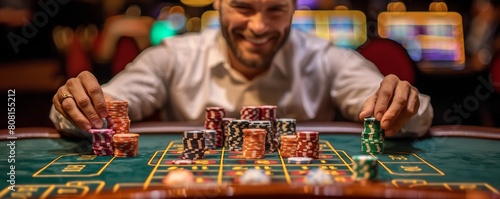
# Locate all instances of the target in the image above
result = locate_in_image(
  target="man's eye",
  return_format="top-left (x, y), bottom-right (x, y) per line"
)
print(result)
top-left (234, 6), bottom-right (252, 13)
top-left (269, 7), bottom-right (285, 12)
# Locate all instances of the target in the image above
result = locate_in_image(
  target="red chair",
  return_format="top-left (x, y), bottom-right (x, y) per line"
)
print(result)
top-left (491, 54), bottom-right (500, 93)
top-left (66, 36), bottom-right (92, 77)
top-left (357, 38), bottom-right (416, 84)
top-left (111, 37), bottom-right (140, 75)
top-left (92, 15), bottom-right (154, 76)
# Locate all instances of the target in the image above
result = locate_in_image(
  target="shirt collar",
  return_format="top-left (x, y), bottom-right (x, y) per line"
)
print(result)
top-left (272, 43), bottom-right (289, 77)
top-left (207, 31), bottom-right (227, 69)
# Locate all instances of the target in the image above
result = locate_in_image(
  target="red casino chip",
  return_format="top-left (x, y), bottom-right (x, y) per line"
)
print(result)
top-left (260, 105), bottom-right (277, 120)
top-left (240, 106), bottom-right (261, 121)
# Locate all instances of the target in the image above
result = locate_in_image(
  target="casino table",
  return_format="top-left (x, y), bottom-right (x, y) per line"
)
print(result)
top-left (1, 122), bottom-right (500, 199)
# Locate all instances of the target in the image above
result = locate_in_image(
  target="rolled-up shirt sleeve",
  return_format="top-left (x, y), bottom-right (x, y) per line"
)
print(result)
top-left (327, 47), bottom-right (433, 137)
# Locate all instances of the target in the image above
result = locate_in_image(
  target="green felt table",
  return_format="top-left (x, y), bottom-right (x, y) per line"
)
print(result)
top-left (0, 122), bottom-right (499, 198)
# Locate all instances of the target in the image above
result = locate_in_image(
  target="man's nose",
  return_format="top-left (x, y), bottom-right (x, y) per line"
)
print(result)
top-left (248, 13), bottom-right (269, 35)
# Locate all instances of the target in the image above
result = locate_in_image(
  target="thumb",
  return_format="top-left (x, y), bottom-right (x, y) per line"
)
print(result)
top-left (359, 95), bottom-right (376, 121)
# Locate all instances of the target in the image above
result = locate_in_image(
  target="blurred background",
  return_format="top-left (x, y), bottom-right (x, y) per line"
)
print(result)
top-left (1, 0), bottom-right (500, 129)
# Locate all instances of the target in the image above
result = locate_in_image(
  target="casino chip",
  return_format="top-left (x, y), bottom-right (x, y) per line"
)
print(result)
top-left (205, 107), bottom-right (225, 147)
top-left (222, 117), bottom-right (234, 147)
top-left (113, 133), bottom-right (139, 157)
top-left (240, 106), bottom-right (261, 121)
top-left (295, 131), bottom-right (320, 159)
top-left (172, 160), bottom-right (196, 165)
top-left (276, 118), bottom-right (296, 146)
top-left (88, 128), bottom-right (115, 156)
top-left (304, 168), bottom-right (334, 185)
top-left (287, 157), bottom-right (312, 164)
top-left (351, 155), bottom-right (378, 181)
top-left (182, 130), bottom-right (206, 160)
top-left (106, 100), bottom-right (131, 135)
top-left (361, 117), bottom-right (384, 154)
top-left (280, 135), bottom-right (297, 158)
top-left (248, 120), bottom-right (276, 153)
top-left (242, 129), bottom-right (266, 159)
top-left (226, 119), bottom-right (249, 151)
top-left (259, 105), bottom-right (277, 120)
top-left (259, 105), bottom-right (278, 149)
top-left (239, 169), bottom-right (271, 185)
top-left (203, 129), bottom-right (217, 150)
top-left (162, 169), bottom-right (195, 187)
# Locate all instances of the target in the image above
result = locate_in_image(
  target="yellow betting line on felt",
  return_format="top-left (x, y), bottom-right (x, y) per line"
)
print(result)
top-left (143, 141), bottom-right (174, 189)
top-left (217, 146), bottom-right (226, 185)
top-left (325, 141), bottom-right (354, 173)
top-left (278, 150), bottom-right (292, 184)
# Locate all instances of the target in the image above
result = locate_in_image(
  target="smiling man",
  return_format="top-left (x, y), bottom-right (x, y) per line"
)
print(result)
top-left (219, 0), bottom-right (294, 80)
top-left (50, 0), bottom-right (433, 138)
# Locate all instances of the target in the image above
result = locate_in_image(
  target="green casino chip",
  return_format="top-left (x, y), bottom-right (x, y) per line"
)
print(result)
top-left (352, 155), bottom-right (378, 181)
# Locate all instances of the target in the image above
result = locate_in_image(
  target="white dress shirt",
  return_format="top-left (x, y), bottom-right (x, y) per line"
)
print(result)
top-left (50, 29), bottom-right (433, 137)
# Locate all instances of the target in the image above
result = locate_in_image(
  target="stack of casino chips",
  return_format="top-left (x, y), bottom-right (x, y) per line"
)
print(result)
top-left (295, 131), bottom-right (319, 159)
top-left (242, 129), bottom-right (266, 159)
top-left (240, 106), bottom-right (260, 120)
top-left (276, 118), bottom-right (296, 148)
top-left (182, 130), bottom-right (206, 160)
top-left (113, 133), bottom-right (139, 157)
top-left (279, 135), bottom-right (297, 158)
top-left (222, 118), bottom-right (234, 146)
top-left (204, 107), bottom-right (225, 147)
top-left (88, 129), bottom-right (115, 156)
top-left (106, 100), bottom-right (130, 134)
top-left (259, 105), bottom-right (278, 147)
top-left (351, 155), bottom-right (378, 181)
top-left (361, 117), bottom-right (384, 154)
top-left (203, 130), bottom-right (217, 150)
top-left (225, 119), bottom-right (249, 151)
top-left (248, 120), bottom-right (276, 153)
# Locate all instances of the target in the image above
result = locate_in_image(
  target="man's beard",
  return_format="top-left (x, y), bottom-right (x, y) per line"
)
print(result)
top-left (219, 14), bottom-right (291, 69)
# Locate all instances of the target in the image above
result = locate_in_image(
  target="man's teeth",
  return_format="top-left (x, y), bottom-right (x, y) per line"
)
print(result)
top-left (247, 38), bottom-right (269, 44)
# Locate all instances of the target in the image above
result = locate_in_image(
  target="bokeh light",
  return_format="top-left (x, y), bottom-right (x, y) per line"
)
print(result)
top-left (150, 20), bottom-right (176, 46)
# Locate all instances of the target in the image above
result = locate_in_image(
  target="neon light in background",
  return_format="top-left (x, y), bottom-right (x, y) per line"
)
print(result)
top-left (292, 14), bottom-right (316, 35)
top-left (150, 20), bottom-right (176, 46)
top-left (378, 12), bottom-right (465, 69)
top-left (329, 16), bottom-right (354, 48)
top-left (180, 0), bottom-right (214, 7)
top-left (297, 0), bottom-right (318, 9)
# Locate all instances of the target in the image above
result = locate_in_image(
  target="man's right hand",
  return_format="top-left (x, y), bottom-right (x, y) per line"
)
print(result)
top-left (53, 71), bottom-right (109, 130)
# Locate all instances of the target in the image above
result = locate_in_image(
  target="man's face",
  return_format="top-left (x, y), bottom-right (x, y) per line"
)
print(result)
top-left (217, 0), bottom-right (295, 69)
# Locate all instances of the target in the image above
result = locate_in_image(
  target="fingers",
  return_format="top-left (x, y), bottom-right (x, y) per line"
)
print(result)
top-left (384, 88), bottom-right (420, 136)
top-left (54, 86), bottom-right (93, 130)
top-left (374, 75), bottom-right (398, 122)
top-left (359, 95), bottom-right (376, 121)
top-left (363, 75), bottom-right (421, 137)
top-left (80, 72), bottom-right (108, 118)
top-left (380, 80), bottom-right (411, 130)
top-left (53, 71), bottom-right (106, 130)
top-left (66, 77), bottom-right (104, 129)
